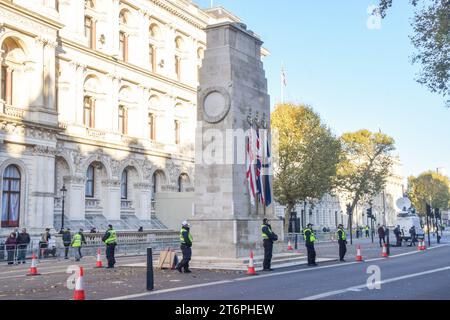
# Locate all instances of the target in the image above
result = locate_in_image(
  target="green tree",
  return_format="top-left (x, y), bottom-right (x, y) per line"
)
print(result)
top-left (336, 130), bottom-right (396, 227)
top-left (271, 103), bottom-right (341, 232)
top-left (407, 171), bottom-right (450, 215)
top-left (378, 0), bottom-right (450, 107)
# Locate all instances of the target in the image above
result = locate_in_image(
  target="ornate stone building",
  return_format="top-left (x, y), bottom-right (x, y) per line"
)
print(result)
top-left (0, 0), bottom-right (240, 235)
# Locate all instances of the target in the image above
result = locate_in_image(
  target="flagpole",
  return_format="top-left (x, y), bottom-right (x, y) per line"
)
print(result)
top-left (281, 63), bottom-right (284, 104)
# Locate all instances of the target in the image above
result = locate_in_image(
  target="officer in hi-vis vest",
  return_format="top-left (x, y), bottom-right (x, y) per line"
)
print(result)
top-left (102, 224), bottom-right (117, 268)
top-left (304, 223), bottom-right (317, 266)
top-left (336, 224), bottom-right (347, 262)
top-left (261, 218), bottom-right (278, 271)
top-left (176, 221), bottom-right (193, 273)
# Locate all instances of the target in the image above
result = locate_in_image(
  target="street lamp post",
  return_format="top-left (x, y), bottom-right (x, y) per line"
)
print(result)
top-left (60, 185), bottom-right (67, 230)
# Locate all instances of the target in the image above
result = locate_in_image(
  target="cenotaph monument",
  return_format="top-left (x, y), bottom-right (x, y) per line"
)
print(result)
top-left (190, 21), bottom-right (284, 266)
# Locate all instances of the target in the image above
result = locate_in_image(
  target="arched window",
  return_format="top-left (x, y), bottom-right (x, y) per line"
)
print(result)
top-left (85, 0), bottom-right (94, 8)
top-left (148, 112), bottom-right (155, 140)
top-left (121, 170), bottom-right (128, 200)
top-left (149, 44), bottom-right (156, 71)
top-left (118, 105), bottom-right (127, 135)
top-left (1, 165), bottom-right (21, 228)
top-left (175, 36), bottom-right (183, 50)
top-left (85, 165), bottom-right (95, 198)
top-left (83, 96), bottom-right (95, 127)
top-left (178, 174), bottom-right (189, 192)
top-left (1, 38), bottom-right (26, 106)
top-left (174, 120), bottom-right (180, 145)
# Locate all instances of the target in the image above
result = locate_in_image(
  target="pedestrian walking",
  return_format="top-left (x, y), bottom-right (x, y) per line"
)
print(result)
top-left (394, 225), bottom-right (402, 247)
top-left (16, 228), bottom-right (30, 264)
top-left (102, 224), bottom-right (117, 268)
top-left (304, 223), bottom-right (317, 266)
top-left (336, 224), bottom-right (347, 262)
top-left (71, 229), bottom-right (86, 261)
top-left (377, 224), bottom-right (385, 247)
top-left (176, 221), bottom-right (193, 273)
top-left (5, 233), bottom-right (17, 265)
top-left (62, 228), bottom-right (72, 259)
top-left (39, 228), bottom-right (51, 259)
top-left (261, 218), bottom-right (278, 271)
top-left (408, 226), bottom-right (417, 247)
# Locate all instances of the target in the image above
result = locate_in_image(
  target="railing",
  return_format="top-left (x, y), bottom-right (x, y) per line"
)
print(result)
top-left (2, 103), bottom-right (25, 119)
top-left (121, 200), bottom-right (133, 210)
top-left (0, 230), bottom-right (179, 262)
top-left (85, 198), bottom-right (101, 209)
top-left (87, 128), bottom-right (106, 138)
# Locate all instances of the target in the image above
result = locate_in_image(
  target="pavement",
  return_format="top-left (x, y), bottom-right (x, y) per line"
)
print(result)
top-left (0, 235), bottom-right (448, 300)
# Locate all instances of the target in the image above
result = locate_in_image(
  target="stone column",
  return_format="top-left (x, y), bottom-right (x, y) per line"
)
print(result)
top-left (5, 67), bottom-right (12, 105)
top-left (134, 183), bottom-right (152, 220)
top-left (63, 176), bottom-right (86, 221)
top-left (101, 180), bottom-right (121, 221)
top-left (75, 63), bottom-right (86, 125)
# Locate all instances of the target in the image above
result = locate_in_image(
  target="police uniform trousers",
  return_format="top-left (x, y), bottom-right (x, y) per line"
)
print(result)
top-left (306, 243), bottom-right (316, 265)
top-left (178, 244), bottom-right (192, 271)
top-left (263, 239), bottom-right (273, 270)
top-left (106, 243), bottom-right (116, 267)
top-left (338, 240), bottom-right (347, 260)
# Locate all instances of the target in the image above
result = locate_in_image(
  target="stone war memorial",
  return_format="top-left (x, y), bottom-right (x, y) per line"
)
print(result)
top-left (191, 21), bottom-right (293, 269)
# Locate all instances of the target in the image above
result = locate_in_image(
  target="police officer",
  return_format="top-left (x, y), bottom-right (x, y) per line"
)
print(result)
top-left (365, 225), bottom-right (370, 238)
top-left (176, 221), bottom-right (193, 273)
top-left (71, 229), bottom-right (86, 261)
top-left (336, 224), bottom-right (347, 262)
top-left (102, 224), bottom-right (117, 268)
top-left (304, 223), bottom-right (317, 266)
top-left (261, 218), bottom-right (278, 271)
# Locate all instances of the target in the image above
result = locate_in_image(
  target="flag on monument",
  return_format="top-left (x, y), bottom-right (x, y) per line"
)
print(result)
top-left (263, 134), bottom-right (272, 207)
top-left (256, 128), bottom-right (265, 206)
top-left (246, 128), bottom-right (257, 206)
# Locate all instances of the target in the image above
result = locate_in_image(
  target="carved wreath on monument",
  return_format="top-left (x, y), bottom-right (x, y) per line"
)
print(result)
top-left (199, 87), bottom-right (231, 124)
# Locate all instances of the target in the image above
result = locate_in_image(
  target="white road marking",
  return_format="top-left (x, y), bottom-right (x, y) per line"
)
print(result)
top-left (301, 266), bottom-right (450, 300)
top-left (105, 244), bottom-right (449, 300)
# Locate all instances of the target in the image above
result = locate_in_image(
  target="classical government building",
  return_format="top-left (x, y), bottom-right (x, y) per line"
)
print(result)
top-left (0, 0), bottom-right (246, 235)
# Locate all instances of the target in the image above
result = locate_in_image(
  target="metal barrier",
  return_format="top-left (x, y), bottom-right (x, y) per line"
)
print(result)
top-left (0, 231), bottom-right (179, 263)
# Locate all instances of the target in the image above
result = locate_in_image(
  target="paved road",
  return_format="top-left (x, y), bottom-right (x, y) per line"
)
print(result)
top-left (110, 243), bottom-right (450, 300)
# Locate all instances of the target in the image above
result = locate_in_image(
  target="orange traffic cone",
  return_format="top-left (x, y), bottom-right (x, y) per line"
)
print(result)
top-left (247, 251), bottom-right (257, 276)
top-left (381, 244), bottom-right (389, 258)
top-left (287, 240), bottom-right (294, 251)
top-left (26, 253), bottom-right (41, 276)
top-left (417, 240), bottom-right (422, 251)
top-left (356, 245), bottom-right (363, 262)
top-left (421, 240), bottom-right (427, 251)
top-left (73, 266), bottom-right (86, 300)
top-left (95, 248), bottom-right (103, 268)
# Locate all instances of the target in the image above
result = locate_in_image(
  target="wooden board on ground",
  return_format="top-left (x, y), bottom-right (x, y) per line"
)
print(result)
top-left (158, 249), bottom-right (177, 269)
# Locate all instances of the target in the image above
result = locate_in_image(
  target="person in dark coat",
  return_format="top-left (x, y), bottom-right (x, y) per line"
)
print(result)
top-left (377, 225), bottom-right (386, 247)
top-left (261, 218), bottom-right (278, 271)
top-left (5, 233), bottom-right (17, 265)
top-left (62, 228), bottom-right (72, 259)
top-left (16, 228), bottom-right (30, 264)
top-left (408, 226), bottom-right (417, 247)
top-left (394, 225), bottom-right (402, 247)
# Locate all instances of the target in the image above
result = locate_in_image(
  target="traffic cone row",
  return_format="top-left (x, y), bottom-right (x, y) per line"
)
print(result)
top-left (287, 240), bottom-right (294, 251)
top-left (95, 248), bottom-right (103, 268)
top-left (247, 251), bottom-right (257, 275)
top-left (26, 253), bottom-right (41, 276)
top-left (73, 266), bottom-right (86, 300)
top-left (355, 245), bottom-right (363, 262)
top-left (381, 244), bottom-right (389, 258)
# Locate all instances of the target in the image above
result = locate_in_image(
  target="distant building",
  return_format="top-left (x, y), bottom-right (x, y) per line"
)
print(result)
top-left (276, 157), bottom-right (405, 230)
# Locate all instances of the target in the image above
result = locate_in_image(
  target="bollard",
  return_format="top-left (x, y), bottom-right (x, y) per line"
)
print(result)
top-left (147, 247), bottom-right (154, 291)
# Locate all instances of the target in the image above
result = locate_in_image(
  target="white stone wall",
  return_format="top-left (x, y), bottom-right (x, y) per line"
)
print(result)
top-left (0, 0), bottom-right (221, 235)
